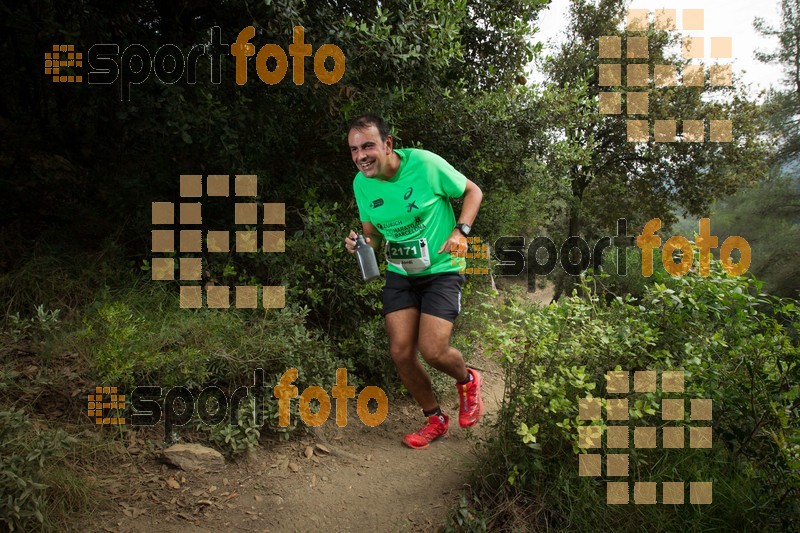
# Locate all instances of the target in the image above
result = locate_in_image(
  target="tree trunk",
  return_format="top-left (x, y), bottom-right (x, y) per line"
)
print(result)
top-left (551, 207), bottom-right (582, 302)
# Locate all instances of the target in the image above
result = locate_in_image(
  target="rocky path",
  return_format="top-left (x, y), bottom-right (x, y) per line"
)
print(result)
top-left (85, 358), bottom-right (505, 533)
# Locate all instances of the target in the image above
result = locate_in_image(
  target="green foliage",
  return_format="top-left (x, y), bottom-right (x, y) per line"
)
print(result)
top-left (78, 299), bottom-right (210, 391)
top-left (193, 396), bottom-right (262, 457)
top-left (477, 180), bottom-right (557, 240)
top-left (71, 282), bottom-right (365, 449)
top-left (466, 263), bottom-right (799, 530)
top-left (0, 0), bottom-right (550, 292)
top-left (445, 494), bottom-right (489, 532)
top-left (76, 285), bottom-right (346, 392)
top-left (712, 174), bottom-right (800, 298)
top-left (755, 0), bottom-right (800, 162)
top-left (0, 409), bottom-right (77, 532)
top-left (536, 0), bottom-right (770, 297)
top-left (0, 247), bottom-right (133, 316)
top-left (336, 315), bottom-right (393, 392)
top-left (594, 244), bottom-right (663, 300)
top-left (282, 199), bottom-right (384, 335)
top-left (6, 305), bottom-right (61, 344)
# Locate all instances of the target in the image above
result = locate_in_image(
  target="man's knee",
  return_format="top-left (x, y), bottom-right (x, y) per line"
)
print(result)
top-left (418, 341), bottom-right (449, 366)
top-left (389, 342), bottom-right (416, 365)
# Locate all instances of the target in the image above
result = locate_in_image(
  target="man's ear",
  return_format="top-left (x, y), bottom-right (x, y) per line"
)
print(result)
top-left (385, 135), bottom-right (393, 152)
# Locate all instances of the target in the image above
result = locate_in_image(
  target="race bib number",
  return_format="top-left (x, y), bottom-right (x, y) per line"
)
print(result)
top-left (387, 238), bottom-right (431, 274)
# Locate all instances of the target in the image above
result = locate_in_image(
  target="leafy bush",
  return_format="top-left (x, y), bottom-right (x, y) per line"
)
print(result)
top-left (336, 314), bottom-right (393, 392)
top-left (282, 198), bottom-right (384, 336)
top-left (193, 395), bottom-right (263, 457)
top-left (6, 305), bottom-right (62, 344)
top-left (75, 285), bottom-right (354, 449)
top-left (466, 262), bottom-right (799, 530)
top-left (594, 244), bottom-right (661, 300)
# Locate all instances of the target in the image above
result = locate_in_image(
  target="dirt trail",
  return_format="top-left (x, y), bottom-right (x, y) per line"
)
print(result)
top-left (86, 357), bottom-right (505, 533)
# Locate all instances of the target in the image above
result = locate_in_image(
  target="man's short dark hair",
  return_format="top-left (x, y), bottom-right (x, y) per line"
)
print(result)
top-left (347, 113), bottom-right (390, 141)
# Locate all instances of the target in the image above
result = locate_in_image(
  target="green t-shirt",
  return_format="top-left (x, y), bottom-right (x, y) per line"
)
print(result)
top-left (353, 148), bottom-right (467, 276)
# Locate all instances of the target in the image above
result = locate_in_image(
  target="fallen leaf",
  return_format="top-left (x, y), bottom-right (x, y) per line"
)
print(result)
top-left (254, 495), bottom-right (263, 502)
top-left (304, 446), bottom-right (314, 459)
top-left (315, 444), bottom-right (330, 455)
top-left (288, 463), bottom-right (299, 473)
top-left (166, 478), bottom-right (180, 490)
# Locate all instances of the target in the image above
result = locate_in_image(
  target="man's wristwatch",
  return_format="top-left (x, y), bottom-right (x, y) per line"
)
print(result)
top-left (455, 223), bottom-right (472, 237)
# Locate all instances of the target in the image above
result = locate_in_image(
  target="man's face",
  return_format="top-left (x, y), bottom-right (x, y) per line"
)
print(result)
top-left (348, 125), bottom-right (392, 179)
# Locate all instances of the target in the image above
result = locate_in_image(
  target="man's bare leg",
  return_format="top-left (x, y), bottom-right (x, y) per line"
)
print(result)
top-left (417, 313), bottom-right (469, 382)
top-left (385, 307), bottom-right (438, 411)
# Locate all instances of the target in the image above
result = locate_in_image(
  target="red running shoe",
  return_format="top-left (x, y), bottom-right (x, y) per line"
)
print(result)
top-left (402, 413), bottom-right (449, 449)
top-left (457, 368), bottom-right (483, 427)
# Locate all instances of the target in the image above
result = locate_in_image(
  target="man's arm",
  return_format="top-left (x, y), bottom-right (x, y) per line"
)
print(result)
top-left (361, 221), bottom-right (384, 251)
top-left (457, 179), bottom-right (483, 227)
top-left (437, 179), bottom-right (483, 254)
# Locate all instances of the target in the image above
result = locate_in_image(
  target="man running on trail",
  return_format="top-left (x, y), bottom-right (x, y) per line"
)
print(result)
top-left (343, 113), bottom-right (484, 449)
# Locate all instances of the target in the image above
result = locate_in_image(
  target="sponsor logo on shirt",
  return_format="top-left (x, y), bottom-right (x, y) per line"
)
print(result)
top-left (370, 198), bottom-right (384, 208)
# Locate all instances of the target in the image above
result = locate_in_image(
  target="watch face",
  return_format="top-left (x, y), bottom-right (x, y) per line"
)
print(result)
top-left (458, 224), bottom-right (471, 236)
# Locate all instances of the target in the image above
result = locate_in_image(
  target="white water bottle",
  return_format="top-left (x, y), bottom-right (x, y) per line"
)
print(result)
top-left (355, 235), bottom-right (380, 281)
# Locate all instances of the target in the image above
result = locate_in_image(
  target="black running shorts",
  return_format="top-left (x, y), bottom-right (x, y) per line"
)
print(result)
top-left (382, 271), bottom-right (465, 323)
